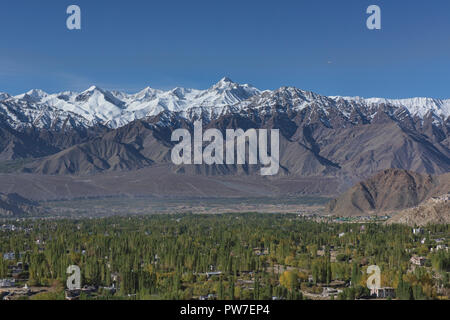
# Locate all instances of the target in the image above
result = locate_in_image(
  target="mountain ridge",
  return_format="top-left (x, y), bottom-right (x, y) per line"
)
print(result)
top-left (1, 78), bottom-right (449, 131)
top-left (0, 78), bottom-right (449, 192)
top-left (326, 169), bottom-right (450, 216)
top-left (386, 194), bottom-right (450, 226)
top-left (0, 192), bottom-right (43, 217)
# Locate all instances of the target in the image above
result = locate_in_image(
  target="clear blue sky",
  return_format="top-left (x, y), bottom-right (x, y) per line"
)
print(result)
top-left (1, 0), bottom-right (449, 98)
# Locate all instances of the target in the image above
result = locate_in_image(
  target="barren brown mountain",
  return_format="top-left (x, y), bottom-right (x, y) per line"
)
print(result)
top-left (326, 169), bottom-right (450, 216)
top-left (386, 194), bottom-right (450, 226)
top-left (1, 84), bottom-right (449, 201)
top-left (0, 193), bottom-right (43, 217)
top-left (19, 107), bottom-right (450, 178)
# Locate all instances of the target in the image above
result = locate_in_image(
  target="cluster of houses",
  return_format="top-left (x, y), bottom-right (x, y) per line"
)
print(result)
top-left (7, 262), bottom-right (27, 280)
top-left (3, 252), bottom-right (15, 261)
top-left (253, 247), bottom-right (269, 256)
top-left (430, 194), bottom-right (450, 203)
top-left (370, 287), bottom-right (396, 299)
top-left (297, 212), bottom-right (319, 219)
top-left (3, 251), bottom-right (26, 261)
top-left (413, 228), bottom-right (448, 252)
top-left (0, 278), bottom-right (15, 288)
top-left (333, 216), bottom-right (390, 223)
top-left (431, 244), bottom-right (449, 252)
top-left (409, 237), bottom-right (448, 266)
top-left (410, 256), bottom-right (427, 266)
top-left (431, 238), bottom-right (448, 252)
top-left (0, 224), bottom-right (17, 232)
top-left (0, 224), bottom-right (32, 233)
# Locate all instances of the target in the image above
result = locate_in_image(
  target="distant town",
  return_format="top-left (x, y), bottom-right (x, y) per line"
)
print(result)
top-left (1, 214), bottom-right (448, 300)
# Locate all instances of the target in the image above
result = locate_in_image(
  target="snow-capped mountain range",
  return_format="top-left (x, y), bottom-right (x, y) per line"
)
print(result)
top-left (0, 77), bottom-right (449, 131)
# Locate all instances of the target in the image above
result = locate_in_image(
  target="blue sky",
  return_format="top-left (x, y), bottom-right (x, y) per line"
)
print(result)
top-left (0, 0), bottom-right (449, 98)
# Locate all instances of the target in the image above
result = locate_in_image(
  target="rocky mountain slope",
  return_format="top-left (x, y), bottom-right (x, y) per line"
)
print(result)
top-left (326, 169), bottom-right (450, 216)
top-left (20, 95), bottom-right (450, 177)
top-left (0, 193), bottom-right (43, 217)
top-left (386, 194), bottom-right (450, 226)
top-left (1, 78), bottom-right (449, 131)
top-left (0, 78), bottom-right (261, 130)
top-left (0, 78), bottom-right (449, 199)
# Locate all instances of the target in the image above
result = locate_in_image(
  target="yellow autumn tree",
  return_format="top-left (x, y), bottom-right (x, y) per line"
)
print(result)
top-left (279, 270), bottom-right (299, 291)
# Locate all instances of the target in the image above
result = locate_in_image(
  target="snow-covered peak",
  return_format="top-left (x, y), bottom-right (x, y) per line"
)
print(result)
top-left (240, 86), bottom-right (332, 113)
top-left (83, 85), bottom-right (102, 93)
top-left (0, 92), bottom-right (10, 101)
top-left (195, 77), bottom-right (260, 107)
top-left (210, 77), bottom-right (258, 92)
top-left (74, 85), bottom-right (123, 106)
top-left (367, 97), bottom-right (450, 118)
top-left (1, 79), bottom-right (449, 130)
top-left (13, 89), bottom-right (49, 103)
top-left (132, 87), bottom-right (163, 100)
top-left (219, 76), bottom-right (233, 83)
top-left (26, 89), bottom-right (48, 100)
top-left (115, 78), bottom-right (261, 123)
top-left (331, 96), bottom-right (450, 119)
top-left (212, 77), bottom-right (235, 89)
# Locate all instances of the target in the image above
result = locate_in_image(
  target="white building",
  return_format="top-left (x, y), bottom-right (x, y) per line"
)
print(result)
top-left (0, 225), bottom-right (16, 232)
top-left (431, 245), bottom-right (449, 252)
top-left (410, 256), bottom-right (426, 266)
top-left (3, 252), bottom-right (15, 260)
top-left (0, 279), bottom-right (15, 288)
